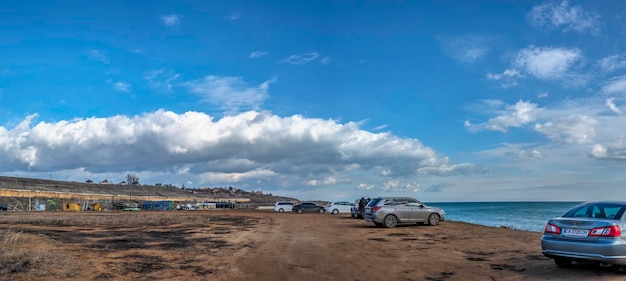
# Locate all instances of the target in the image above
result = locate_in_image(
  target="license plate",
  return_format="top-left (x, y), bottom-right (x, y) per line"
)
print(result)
top-left (563, 228), bottom-right (589, 238)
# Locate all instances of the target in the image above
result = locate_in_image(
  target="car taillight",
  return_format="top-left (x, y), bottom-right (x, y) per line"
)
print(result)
top-left (544, 223), bottom-right (561, 234)
top-left (590, 225), bottom-right (621, 237)
top-left (371, 206), bottom-right (382, 212)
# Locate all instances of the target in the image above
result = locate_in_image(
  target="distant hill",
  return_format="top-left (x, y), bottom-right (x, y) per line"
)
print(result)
top-left (0, 176), bottom-right (298, 208)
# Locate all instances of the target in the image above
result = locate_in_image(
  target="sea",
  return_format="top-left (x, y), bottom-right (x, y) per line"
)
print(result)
top-left (427, 201), bottom-right (583, 233)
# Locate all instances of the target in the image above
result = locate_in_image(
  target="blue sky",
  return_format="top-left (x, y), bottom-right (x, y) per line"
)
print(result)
top-left (1, 0), bottom-right (626, 202)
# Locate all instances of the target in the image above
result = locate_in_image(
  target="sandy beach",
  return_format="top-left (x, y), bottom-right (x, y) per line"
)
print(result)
top-left (1, 210), bottom-right (625, 281)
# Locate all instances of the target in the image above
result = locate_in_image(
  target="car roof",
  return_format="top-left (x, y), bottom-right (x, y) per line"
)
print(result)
top-left (579, 201), bottom-right (626, 205)
top-left (372, 197), bottom-right (418, 200)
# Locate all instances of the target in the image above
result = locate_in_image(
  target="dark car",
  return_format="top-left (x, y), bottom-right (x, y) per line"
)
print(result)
top-left (0, 205), bottom-right (7, 211)
top-left (542, 201), bottom-right (626, 268)
top-left (292, 202), bottom-right (325, 214)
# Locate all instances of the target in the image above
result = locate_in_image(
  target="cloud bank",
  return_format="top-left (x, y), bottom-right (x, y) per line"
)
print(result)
top-left (0, 111), bottom-right (479, 192)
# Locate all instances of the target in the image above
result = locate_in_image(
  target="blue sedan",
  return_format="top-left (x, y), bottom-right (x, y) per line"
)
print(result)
top-left (542, 201), bottom-right (626, 267)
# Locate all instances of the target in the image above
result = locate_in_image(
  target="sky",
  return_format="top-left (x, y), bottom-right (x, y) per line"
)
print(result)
top-left (1, 0), bottom-right (626, 202)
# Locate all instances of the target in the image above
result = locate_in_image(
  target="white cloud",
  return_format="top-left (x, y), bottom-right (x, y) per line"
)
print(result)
top-left (598, 54), bottom-right (626, 72)
top-left (601, 75), bottom-right (626, 95)
top-left (381, 180), bottom-right (399, 191)
top-left (0, 110), bottom-right (478, 191)
top-left (526, 0), bottom-right (600, 33)
top-left (538, 92), bottom-right (549, 99)
top-left (161, 14), bottom-right (181, 27)
top-left (467, 100), bottom-right (542, 133)
top-left (357, 183), bottom-right (374, 190)
top-left (438, 35), bottom-right (490, 63)
top-left (467, 98), bottom-right (626, 149)
top-left (514, 149), bottom-right (543, 159)
top-left (486, 69), bottom-right (523, 81)
top-left (416, 163), bottom-right (485, 176)
top-left (113, 81), bottom-right (131, 92)
top-left (307, 176), bottom-right (337, 186)
top-left (605, 98), bottom-right (622, 115)
top-left (280, 52), bottom-right (320, 65)
top-left (249, 51), bottom-right (269, 58)
top-left (87, 49), bottom-right (109, 64)
top-left (145, 69), bottom-right (180, 91)
top-left (486, 69), bottom-right (524, 88)
top-left (320, 56), bottom-right (332, 65)
top-left (184, 76), bottom-right (274, 114)
top-left (590, 141), bottom-right (626, 160)
top-left (534, 115), bottom-right (597, 144)
top-left (512, 46), bottom-right (583, 81)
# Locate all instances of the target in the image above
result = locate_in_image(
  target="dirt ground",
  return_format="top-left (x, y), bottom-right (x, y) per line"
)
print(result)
top-left (1, 210), bottom-right (626, 281)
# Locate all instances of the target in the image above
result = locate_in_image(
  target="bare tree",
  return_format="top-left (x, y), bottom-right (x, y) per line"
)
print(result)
top-left (126, 174), bottom-right (139, 185)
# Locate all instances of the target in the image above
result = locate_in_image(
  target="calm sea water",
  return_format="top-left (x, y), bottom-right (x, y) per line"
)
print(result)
top-left (427, 201), bottom-right (583, 233)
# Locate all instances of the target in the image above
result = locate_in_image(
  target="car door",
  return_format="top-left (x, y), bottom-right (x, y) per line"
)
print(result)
top-left (305, 203), bottom-right (318, 212)
top-left (393, 198), bottom-right (413, 222)
top-left (408, 198), bottom-right (428, 222)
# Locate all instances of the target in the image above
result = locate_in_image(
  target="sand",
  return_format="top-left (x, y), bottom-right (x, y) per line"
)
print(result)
top-left (1, 210), bottom-right (625, 281)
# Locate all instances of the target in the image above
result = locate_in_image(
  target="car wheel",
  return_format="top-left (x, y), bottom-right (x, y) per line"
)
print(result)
top-left (297, 208), bottom-right (303, 214)
top-left (374, 222), bottom-right (384, 227)
top-left (554, 258), bottom-right (572, 268)
top-left (278, 208), bottom-right (284, 213)
top-left (383, 215), bottom-right (398, 228)
top-left (428, 213), bottom-right (440, 226)
top-left (332, 209), bottom-right (339, 215)
top-left (319, 208), bottom-right (325, 214)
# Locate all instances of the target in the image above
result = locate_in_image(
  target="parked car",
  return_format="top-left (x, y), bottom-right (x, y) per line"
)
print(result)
top-left (541, 201), bottom-right (626, 268)
top-left (292, 202), bottom-right (325, 214)
top-left (363, 197), bottom-right (445, 228)
top-left (274, 202), bottom-right (294, 213)
top-left (325, 201), bottom-right (354, 215)
top-left (351, 199), bottom-right (361, 218)
top-left (0, 205), bottom-right (7, 211)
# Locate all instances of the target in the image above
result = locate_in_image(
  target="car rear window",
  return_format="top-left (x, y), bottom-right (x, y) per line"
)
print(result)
top-left (367, 198), bottom-right (381, 206)
top-left (563, 203), bottom-right (626, 219)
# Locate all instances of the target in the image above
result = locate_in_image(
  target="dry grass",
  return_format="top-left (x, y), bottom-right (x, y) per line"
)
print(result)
top-left (0, 212), bottom-right (222, 278)
top-left (0, 211), bottom-right (240, 226)
top-left (0, 229), bottom-right (80, 277)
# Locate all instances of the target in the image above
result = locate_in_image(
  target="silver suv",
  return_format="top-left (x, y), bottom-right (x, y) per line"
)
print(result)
top-left (363, 197), bottom-right (445, 228)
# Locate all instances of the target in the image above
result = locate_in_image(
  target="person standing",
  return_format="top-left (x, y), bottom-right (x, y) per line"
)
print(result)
top-left (358, 197), bottom-right (368, 218)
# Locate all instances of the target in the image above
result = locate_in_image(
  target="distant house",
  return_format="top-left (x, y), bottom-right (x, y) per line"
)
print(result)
top-left (85, 180), bottom-right (93, 183)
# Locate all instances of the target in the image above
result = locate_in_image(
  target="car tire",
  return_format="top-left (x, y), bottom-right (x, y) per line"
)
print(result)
top-left (319, 208), bottom-right (325, 214)
top-left (554, 258), bottom-right (572, 268)
top-left (383, 215), bottom-right (398, 228)
top-left (297, 208), bottom-right (303, 214)
top-left (278, 208), bottom-right (284, 213)
top-left (332, 209), bottom-right (339, 215)
top-left (427, 213), bottom-right (440, 226)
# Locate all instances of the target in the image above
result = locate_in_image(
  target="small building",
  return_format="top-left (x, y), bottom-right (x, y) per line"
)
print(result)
top-left (63, 203), bottom-right (81, 212)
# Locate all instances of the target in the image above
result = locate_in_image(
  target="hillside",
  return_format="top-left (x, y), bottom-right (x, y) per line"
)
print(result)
top-left (0, 176), bottom-right (298, 209)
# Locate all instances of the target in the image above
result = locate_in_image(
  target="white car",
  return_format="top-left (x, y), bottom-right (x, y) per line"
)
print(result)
top-left (325, 201), bottom-right (354, 215)
top-left (274, 202), bottom-right (293, 213)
